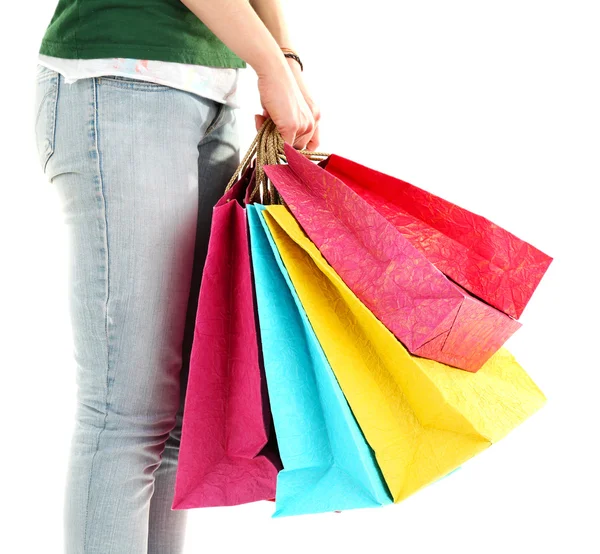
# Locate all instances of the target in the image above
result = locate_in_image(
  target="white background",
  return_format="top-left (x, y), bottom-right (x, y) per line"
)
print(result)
top-left (1, 1), bottom-right (599, 552)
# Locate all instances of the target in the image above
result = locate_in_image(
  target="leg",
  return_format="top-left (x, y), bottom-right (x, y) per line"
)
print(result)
top-left (37, 68), bottom-right (228, 554)
top-left (147, 102), bottom-right (241, 554)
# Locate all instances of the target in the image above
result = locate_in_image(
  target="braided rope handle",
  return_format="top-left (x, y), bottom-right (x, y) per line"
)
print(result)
top-left (224, 118), bottom-right (329, 204)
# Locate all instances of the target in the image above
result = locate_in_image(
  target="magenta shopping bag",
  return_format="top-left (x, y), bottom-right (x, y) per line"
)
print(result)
top-left (172, 164), bottom-right (281, 509)
top-left (263, 144), bottom-right (520, 372)
top-left (318, 154), bottom-right (552, 320)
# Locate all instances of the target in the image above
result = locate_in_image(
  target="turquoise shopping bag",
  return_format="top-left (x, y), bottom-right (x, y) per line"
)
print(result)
top-left (247, 204), bottom-right (392, 517)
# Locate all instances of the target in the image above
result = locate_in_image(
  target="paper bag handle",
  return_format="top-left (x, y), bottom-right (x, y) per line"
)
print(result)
top-left (225, 117), bottom-right (329, 204)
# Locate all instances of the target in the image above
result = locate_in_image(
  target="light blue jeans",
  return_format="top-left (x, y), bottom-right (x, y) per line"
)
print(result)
top-left (33, 63), bottom-right (241, 553)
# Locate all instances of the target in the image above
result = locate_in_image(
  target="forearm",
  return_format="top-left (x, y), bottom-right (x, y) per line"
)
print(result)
top-left (249, 0), bottom-right (294, 49)
top-left (180, 0), bottom-right (287, 75)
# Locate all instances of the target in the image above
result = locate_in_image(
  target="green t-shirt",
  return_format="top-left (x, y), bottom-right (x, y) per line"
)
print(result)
top-left (39, 0), bottom-right (247, 69)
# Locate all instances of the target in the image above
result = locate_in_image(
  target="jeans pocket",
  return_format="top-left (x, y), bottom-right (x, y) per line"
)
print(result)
top-left (204, 101), bottom-right (227, 138)
top-left (34, 64), bottom-right (59, 174)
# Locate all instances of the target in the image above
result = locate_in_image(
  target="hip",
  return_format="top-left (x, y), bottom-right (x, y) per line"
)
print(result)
top-left (33, 63), bottom-right (240, 182)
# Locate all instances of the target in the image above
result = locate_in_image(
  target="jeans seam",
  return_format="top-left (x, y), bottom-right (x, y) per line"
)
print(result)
top-left (203, 102), bottom-right (226, 139)
top-left (41, 73), bottom-right (60, 174)
top-left (83, 76), bottom-right (112, 552)
top-left (98, 75), bottom-right (172, 91)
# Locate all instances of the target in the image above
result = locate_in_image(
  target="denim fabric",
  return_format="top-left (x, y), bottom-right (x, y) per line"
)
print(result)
top-left (33, 63), bottom-right (241, 554)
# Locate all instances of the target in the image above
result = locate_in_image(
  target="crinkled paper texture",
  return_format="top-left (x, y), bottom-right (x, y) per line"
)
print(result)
top-left (172, 169), bottom-right (280, 510)
top-left (261, 204), bottom-right (546, 503)
top-left (319, 154), bottom-right (553, 320)
top-left (247, 204), bottom-right (392, 517)
top-left (264, 144), bottom-right (521, 372)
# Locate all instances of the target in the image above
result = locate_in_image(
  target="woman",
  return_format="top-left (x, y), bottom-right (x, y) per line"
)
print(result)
top-left (33, 1), bottom-right (320, 552)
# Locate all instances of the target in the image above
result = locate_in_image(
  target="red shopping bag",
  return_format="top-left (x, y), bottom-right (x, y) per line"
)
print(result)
top-left (318, 154), bottom-right (552, 319)
top-left (264, 144), bottom-right (522, 372)
top-left (172, 163), bottom-right (281, 509)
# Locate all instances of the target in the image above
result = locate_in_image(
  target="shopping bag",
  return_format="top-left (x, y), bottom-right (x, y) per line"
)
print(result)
top-left (318, 154), bottom-right (553, 319)
top-left (263, 144), bottom-right (521, 372)
top-left (172, 164), bottom-right (280, 510)
top-left (260, 204), bottom-right (546, 503)
top-left (247, 204), bottom-right (392, 517)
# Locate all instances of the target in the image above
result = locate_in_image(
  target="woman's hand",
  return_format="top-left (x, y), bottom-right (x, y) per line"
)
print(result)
top-left (180, 0), bottom-right (319, 148)
top-left (254, 58), bottom-right (318, 150)
top-left (284, 56), bottom-right (321, 151)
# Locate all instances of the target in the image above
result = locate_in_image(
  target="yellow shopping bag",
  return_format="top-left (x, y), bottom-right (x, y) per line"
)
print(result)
top-left (261, 205), bottom-right (546, 503)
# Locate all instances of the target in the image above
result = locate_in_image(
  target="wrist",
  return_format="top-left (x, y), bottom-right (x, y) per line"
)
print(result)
top-left (280, 46), bottom-right (303, 72)
top-left (252, 49), bottom-right (289, 78)
top-left (285, 54), bottom-right (303, 74)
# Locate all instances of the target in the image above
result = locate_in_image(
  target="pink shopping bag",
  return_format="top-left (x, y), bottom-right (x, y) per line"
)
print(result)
top-left (172, 163), bottom-right (281, 509)
top-left (318, 154), bottom-right (552, 320)
top-left (264, 144), bottom-right (521, 372)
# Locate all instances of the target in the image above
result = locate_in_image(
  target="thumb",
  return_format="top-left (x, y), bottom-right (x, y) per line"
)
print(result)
top-left (255, 113), bottom-right (267, 131)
